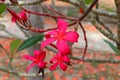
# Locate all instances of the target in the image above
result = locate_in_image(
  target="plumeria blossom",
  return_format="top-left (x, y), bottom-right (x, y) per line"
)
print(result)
top-left (41, 19), bottom-right (79, 55)
top-left (11, 11), bottom-right (27, 22)
top-left (49, 53), bottom-right (70, 71)
top-left (23, 50), bottom-right (47, 73)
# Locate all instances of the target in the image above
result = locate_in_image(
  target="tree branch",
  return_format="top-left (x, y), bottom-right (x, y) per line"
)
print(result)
top-left (70, 56), bottom-right (120, 63)
top-left (59, 0), bottom-right (117, 19)
top-left (7, 0), bottom-right (46, 6)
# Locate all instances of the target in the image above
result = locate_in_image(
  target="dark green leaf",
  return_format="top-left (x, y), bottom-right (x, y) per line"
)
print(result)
top-left (84, 0), bottom-right (93, 5)
top-left (0, 3), bottom-right (7, 14)
top-left (10, 39), bottom-right (22, 54)
top-left (17, 34), bottom-right (43, 52)
top-left (103, 39), bottom-right (120, 55)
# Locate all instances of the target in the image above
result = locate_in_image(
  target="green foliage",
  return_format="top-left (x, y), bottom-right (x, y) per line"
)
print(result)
top-left (0, 3), bottom-right (7, 14)
top-left (17, 34), bottom-right (43, 52)
top-left (84, 0), bottom-right (93, 5)
top-left (100, 5), bottom-right (115, 12)
top-left (10, 39), bottom-right (22, 54)
top-left (103, 39), bottom-right (120, 55)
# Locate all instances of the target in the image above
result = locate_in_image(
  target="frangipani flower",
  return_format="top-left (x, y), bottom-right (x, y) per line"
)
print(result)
top-left (11, 11), bottom-right (27, 22)
top-left (23, 50), bottom-right (47, 73)
top-left (41, 19), bottom-right (79, 55)
top-left (49, 53), bottom-right (70, 71)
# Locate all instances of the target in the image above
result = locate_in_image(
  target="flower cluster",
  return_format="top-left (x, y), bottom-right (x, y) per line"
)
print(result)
top-left (7, 9), bottom-right (79, 76)
top-left (23, 19), bottom-right (79, 76)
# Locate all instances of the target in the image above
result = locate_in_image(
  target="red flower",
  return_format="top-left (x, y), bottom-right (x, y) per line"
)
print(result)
top-left (49, 53), bottom-right (70, 71)
top-left (7, 8), bottom-right (20, 22)
top-left (79, 8), bottom-right (84, 13)
top-left (23, 50), bottom-right (47, 73)
top-left (12, 11), bottom-right (27, 22)
top-left (41, 19), bottom-right (79, 55)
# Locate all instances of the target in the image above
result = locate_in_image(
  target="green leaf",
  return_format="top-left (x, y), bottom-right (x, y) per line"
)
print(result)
top-left (17, 34), bottom-right (43, 52)
top-left (10, 39), bottom-right (22, 54)
top-left (103, 39), bottom-right (120, 55)
top-left (0, 3), bottom-right (7, 14)
top-left (84, 0), bottom-right (93, 5)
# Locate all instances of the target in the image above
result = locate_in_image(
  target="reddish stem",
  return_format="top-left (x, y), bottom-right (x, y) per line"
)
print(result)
top-left (79, 0), bottom-right (98, 21)
top-left (79, 22), bottom-right (88, 59)
top-left (20, 6), bottom-right (77, 21)
top-left (47, 5), bottom-right (65, 16)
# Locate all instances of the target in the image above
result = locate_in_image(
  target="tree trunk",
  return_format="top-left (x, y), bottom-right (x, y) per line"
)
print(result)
top-left (115, 0), bottom-right (120, 50)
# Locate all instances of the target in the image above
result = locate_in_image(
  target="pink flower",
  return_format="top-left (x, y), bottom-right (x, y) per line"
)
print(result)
top-left (49, 53), bottom-right (70, 71)
top-left (11, 11), bottom-right (27, 22)
top-left (7, 8), bottom-right (20, 22)
top-left (23, 50), bottom-right (47, 73)
top-left (41, 19), bottom-right (79, 55)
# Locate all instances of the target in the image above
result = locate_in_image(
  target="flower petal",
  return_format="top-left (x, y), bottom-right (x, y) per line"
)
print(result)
top-left (49, 57), bottom-right (58, 63)
top-left (19, 11), bottom-right (27, 21)
top-left (26, 62), bottom-right (36, 73)
top-left (33, 50), bottom-right (39, 56)
top-left (47, 30), bottom-right (58, 36)
top-left (11, 17), bottom-right (17, 22)
top-left (40, 38), bottom-right (56, 49)
top-left (64, 31), bottom-right (79, 42)
top-left (59, 63), bottom-right (67, 71)
top-left (63, 55), bottom-right (70, 62)
top-left (49, 62), bottom-right (58, 71)
top-left (23, 55), bottom-right (36, 61)
top-left (39, 51), bottom-right (46, 61)
top-left (57, 40), bottom-right (70, 55)
top-left (38, 62), bottom-right (47, 68)
top-left (57, 19), bottom-right (68, 33)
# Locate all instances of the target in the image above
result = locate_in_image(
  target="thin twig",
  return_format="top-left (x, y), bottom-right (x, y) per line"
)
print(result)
top-left (60, 0), bottom-right (117, 19)
top-left (97, 18), bottom-right (115, 36)
top-left (47, 5), bottom-right (65, 16)
top-left (7, 0), bottom-right (46, 6)
top-left (79, 0), bottom-right (99, 21)
top-left (20, 6), bottom-right (77, 21)
top-left (70, 56), bottom-right (120, 64)
top-left (79, 23), bottom-right (88, 59)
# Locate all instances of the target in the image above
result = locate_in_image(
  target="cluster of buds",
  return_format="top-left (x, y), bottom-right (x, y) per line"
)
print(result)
top-left (7, 8), bottom-right (79, 77)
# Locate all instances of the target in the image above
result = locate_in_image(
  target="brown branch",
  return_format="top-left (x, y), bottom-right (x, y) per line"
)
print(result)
top-left (97, 19), bottom-right (115, 36)
top-left (70, 56), bottom-right (120, 64)
top-left (47, 5), bottom-right (65, 16)
top-left (7, 0), bottom-right (46, 6)
top-left (91, 18), bottom-right (120, 43)
top-left (79, 0), bottom-right (98, 21)
top-left (79, 23), bottom-right (88, 59)
top-left (20, 6), bottom-right (77, 21)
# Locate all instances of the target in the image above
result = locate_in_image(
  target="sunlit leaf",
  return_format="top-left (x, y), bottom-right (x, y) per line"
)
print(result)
top-left (17, 34), bottom-right (43, 52)
top-left (84, 0), bottom-right (93, 5)
top-left (103, 39), bottom-right (120, 55)
top-left (0, 3), bottom-right (7, 14)
top-left (10, 39), bottom-right (22, 54)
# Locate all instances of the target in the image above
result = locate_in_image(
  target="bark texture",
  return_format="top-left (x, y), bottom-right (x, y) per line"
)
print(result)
top-left (115, 0), bottom-right (120, 50)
